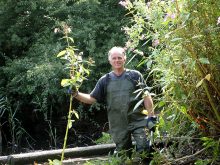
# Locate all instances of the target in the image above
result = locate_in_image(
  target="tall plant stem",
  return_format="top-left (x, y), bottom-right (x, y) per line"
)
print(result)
top-left (60, 95), bottom-right (73, 163)
top-left (202, 81), bottom-right (220, 122)
top-left (186, 44), bottom-right (220, 122)
top-left (175, 0), bottom-right (180, 16)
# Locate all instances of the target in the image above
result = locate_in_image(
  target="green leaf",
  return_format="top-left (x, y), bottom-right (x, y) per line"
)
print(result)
top-left (68, 37), bottom-right (74, 43)
top-left (180, 106), bottom-right (187, 115)
top-left (196, 79), bottom-right (204, 88)
top-left (72, 110), bottom-right (79, 119)
top-left (199, 58), bottom-right (210, 64)
top-left (57, 50), bottom-right (66, 57)
top-left (192, 35), bottom-right (203, 39)
top-left (53, 159), bottom-right (62, 165)
top-left (68, 120), bottom-right (72, 129)
top-left (61, 79), bottom-right (71, 87)
top-left (134, 90), bottom-right (143, 100)
top-left (133, 98), bottom-right (144, 111)
top-left (171, 38), bottom-right (183, 42)
top-left (205, 74), bottom-right (211, 81)
top-left (158, 101), bottom-right (165, 108)
top-left (195, 159), bottom-right (211, 165)
top-left (48, 159), bottom-right (61, 165)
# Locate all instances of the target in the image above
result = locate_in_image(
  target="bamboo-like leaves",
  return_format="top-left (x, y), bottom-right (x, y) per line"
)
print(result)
top-left (133, 98), bottom-right (144, 112)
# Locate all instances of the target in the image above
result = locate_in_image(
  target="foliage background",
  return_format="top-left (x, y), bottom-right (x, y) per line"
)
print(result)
top-left (0, 0), bottom-right (219, 164)
top-left (0, 0), bottom-right (130, 153)
top-left (122, 0), bottom-right (220, 164)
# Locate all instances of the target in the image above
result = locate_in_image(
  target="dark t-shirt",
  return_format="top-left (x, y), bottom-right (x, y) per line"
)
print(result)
top-left (90, 69), bottom-right (145, 103)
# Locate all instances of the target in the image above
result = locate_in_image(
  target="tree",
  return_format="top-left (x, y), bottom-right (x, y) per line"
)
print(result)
top-left (0, 0), bottom-right (130, 153)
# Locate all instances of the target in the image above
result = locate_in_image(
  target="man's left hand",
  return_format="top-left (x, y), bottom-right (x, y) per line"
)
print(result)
top-left (146, 116), bottom-right (157, 132)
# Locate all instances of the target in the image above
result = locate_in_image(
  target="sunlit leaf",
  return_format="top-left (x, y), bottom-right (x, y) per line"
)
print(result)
top-left (180, 106), bottom-right (187, 115)
top-left (126, 54), bottom-right (137, 65)
top-left (53, 159), bottom-right (62, 165)
top-left (158, 101), bottom-right (165, 108)
top-left (192, 35), bottom-right (203, 39)
top-left (199, 58), bottom-right (210, 64)
top-left (147, 59), bottom-right (152, 69)
top-left (171, 38), bottom-right (183, 42)
top-left (134, 90), bottom-right (143, 100)
top-left (57, 50), bottom-right (66, 57)
top-left (141, 109), bottom-right (148, 115)
top-left (137, 58), bottom-right (147, 67)
top-left (143, 91), bottom-right (150, 97)
top-left (72, 110), bottom-right (79, 119)
top-left (68, 120), bottom-right (72, 129)
top-left (68, 37), bottom-right (74, 43)
top-left (196, 79), bottom-right (204, 88)
top-left (133, 98), bottom-right (144, 111)
top-left (133, 88), bottom-right (142, 93)
top-left (205, 74), bottom-right (211, 81)
top-left (48, 159), bottom-right (61, 165)
top-left (61, 79), bottom-right (71, 87)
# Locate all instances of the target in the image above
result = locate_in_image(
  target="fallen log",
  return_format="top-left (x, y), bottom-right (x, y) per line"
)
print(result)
top-left (0, 143), bottom-right (116, 165)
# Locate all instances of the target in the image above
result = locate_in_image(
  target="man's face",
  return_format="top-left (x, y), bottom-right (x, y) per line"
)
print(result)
top-left (109, 51), bottom-right (126, 69)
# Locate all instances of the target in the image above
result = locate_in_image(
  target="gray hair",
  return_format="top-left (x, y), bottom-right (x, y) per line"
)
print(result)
top-left (108, 47), bottom-right (126, 61)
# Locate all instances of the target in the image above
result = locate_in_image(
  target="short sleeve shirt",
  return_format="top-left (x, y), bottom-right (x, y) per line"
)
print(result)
top-left (90, 69), bottom-right (145, 103)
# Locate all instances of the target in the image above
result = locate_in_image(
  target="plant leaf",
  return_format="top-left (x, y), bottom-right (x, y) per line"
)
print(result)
top-left (61, 79), bottom-right (69, 87)
top-left (53, 159), bottom-right (62, 165)
top-left (196, 79), bottom-right (204, 88)
top-left (199, 58), bottom-right (210, 64)
top-left (72, 110), bottom-right (79, 119)
top-left (158, 101), bottom-right (165, 108)
top-left (61, 79), bottom-right (72, 87)
top-left (205, 74), bottom-right (211, 81)
top-left (68, 120), bottom-right (72, 129)
top-left (133, 98), bottom-right (144, 111)
top-left (171, 38), bottom-right (183, 42)
top-left (57, 50), bottom-right (66, 57)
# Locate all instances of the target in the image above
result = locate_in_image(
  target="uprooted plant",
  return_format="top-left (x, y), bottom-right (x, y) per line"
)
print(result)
top-left (48, 22), bottom-right (93, 165)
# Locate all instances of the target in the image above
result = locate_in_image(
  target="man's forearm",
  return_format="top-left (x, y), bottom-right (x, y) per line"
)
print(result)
top-left (74, 92), bottom-right (96, 104)
top-left (144, 95), bottom-right (154, 117)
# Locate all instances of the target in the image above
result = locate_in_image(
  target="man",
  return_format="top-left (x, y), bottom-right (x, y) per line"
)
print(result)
top-left (72, 46), bottom-right (155, 155)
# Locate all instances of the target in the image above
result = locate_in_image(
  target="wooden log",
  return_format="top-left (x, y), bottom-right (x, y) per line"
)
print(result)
top-left (0, 143), bottom-right (116, 165)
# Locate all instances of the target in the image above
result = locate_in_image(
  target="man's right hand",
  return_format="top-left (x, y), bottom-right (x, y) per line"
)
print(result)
top-left (67, 86), bottom-right (78, 97)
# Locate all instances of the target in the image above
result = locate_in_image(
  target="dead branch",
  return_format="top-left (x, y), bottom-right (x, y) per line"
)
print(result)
top-left (169, 147), bottom-right (207, 165)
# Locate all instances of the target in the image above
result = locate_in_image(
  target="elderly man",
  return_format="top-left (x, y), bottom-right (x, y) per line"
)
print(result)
top-left (73, 46), bottom-right (155, 155)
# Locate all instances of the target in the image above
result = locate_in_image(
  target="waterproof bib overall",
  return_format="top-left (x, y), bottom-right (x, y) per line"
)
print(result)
top-left (106, 73), bottom-right (147, 151)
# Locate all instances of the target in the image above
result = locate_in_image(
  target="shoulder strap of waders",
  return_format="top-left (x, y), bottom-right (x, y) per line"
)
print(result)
top-left (103, 70), bottom-right (138, 96)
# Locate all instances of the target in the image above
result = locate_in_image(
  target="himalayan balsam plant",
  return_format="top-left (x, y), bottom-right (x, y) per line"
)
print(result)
top-left (49, 23), bottom-right (93, 165)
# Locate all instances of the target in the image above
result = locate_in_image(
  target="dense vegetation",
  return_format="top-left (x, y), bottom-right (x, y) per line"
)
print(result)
top-left (0, 0), bottom-right (219, 164)
top-left (122, 0), bottom-right (220, 164)
top-left (0, 0), bottom-right (128, 154)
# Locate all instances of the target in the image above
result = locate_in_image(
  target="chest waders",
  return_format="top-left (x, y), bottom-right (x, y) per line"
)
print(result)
top-left (106, 76), bottom-right (148, 152)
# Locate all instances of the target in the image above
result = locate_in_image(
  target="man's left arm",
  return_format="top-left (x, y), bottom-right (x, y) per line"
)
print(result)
top-left (144, 92), bottom-right (158, 132)
top-left (143, 93), bottom-right (154, 117)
